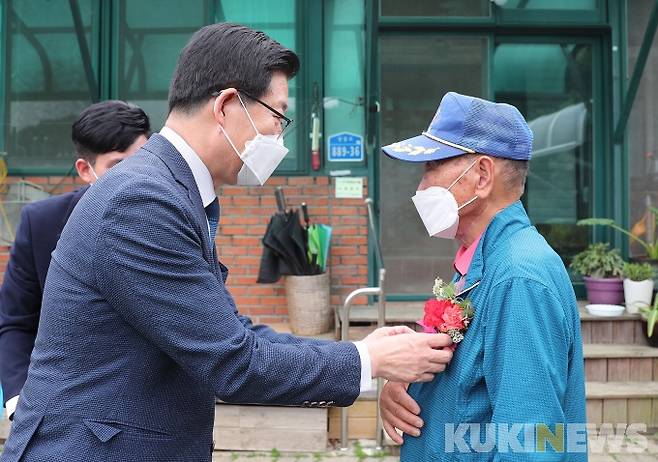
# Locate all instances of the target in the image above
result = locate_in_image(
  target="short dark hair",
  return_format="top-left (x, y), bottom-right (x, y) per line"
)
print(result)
top-left (72, 100), bottom-right (151, 163)
top-left (168, 22), bottom-right (300, 114)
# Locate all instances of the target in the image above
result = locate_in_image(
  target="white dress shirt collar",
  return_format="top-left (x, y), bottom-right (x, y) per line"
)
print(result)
top-left (160, 126), bottom-right (216, 208)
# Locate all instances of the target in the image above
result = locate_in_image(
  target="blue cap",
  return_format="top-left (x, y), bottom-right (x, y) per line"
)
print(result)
top-left (382, 92), bottom-right (533, 163)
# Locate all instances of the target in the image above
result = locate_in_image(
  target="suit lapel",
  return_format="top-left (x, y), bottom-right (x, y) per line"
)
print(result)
top-left (62, 186), bottom-right (89, 228)
top-left (140, 134), bottom-right (218, 270)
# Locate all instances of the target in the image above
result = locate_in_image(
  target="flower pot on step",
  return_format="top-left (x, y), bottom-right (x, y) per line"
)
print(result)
top-left (583, 276), bottom-right (624, 305)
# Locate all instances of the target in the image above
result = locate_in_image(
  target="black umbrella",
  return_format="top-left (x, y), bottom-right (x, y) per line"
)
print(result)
top-left (257, 209), bottom-right (313, 283)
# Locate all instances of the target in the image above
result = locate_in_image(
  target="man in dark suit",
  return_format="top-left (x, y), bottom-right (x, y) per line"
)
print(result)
top-left (1, 24), bottom-right (453, 461)
top-left (0, 100), bottom-right (150, 421)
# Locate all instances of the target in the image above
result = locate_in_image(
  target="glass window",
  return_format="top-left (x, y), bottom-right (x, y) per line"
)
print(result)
top-left (217, 0), bottom-right (299, 172)
top-left (115, 0), bottom-right (212, 131)
top-left (498, 0), bottom-right (597, 10)
top-left (4, 0), bottom-right (101, 172)
top-left (627, 0), bottom-right (658, 260)
top-left (379, 35), bottom-right (488, 294)
top-left (115, 0), bottom-right (301, 172)
top-left (493, 42), bottom-right (594, 268)
top-left (494, 0), bottom-right (603, 23)
top-left (323, 0), bottom-right (366, 167)
top-left (381, 0), bottom-right (490, 17)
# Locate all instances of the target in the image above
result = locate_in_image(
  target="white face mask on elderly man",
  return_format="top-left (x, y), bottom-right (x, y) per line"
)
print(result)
top-left (219, 94), bottom-right (289, 186)
top-left (411, 159), bottom-right (479, 240)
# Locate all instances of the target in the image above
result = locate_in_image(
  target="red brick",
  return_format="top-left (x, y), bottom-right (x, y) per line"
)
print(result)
top-left (288, 177), bottom-right (314, 186)
top-left (48, 176), bottom-right (74, 184)
top-left (234, 256), bottom-right (261, 266)
top-left (340, 276), bottom-right (368, 285)
top-left (261, 297), bottom-right (287, 306)
top-left (332, 246), bottom-right (357, 256)
top-left (266, 177), bottom-right (287, 186)
top-left (257, 316), bottom-right (286, 324)
top-left (331, 206), bottom-right (360, 216)
top-left (339, 236), bottom-right (368, 245)
top-left (221, 186), bottom-right (244, 196)
top-left (341, 256), bottom-right (367, 265)
top-left (231, 236), bottom-right (261, 247)
top-left (24, 176), bottom-right (49, 185)
top-left (218, 225), bottom-right (245, 235)
top-left (234, 296), bottom-right (261, 305)
top-left (330, 266), bottom-right (358, 276)
top-left (251, 286), bottom-right (280, 295)
top-left (232, 196), bottom-right (260, 206)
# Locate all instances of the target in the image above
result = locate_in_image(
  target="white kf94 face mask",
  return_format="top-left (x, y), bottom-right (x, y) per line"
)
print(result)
top-left (411, 159), bottom-right (479, 239)
top-left (219, 93), bottom-right (289, 186)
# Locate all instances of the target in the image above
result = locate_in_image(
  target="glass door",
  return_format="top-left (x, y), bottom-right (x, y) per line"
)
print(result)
top-left (493, 38), bottom-right (598, 266)
top-left (377, 34), bottom-right (603, 297)
top-left (378, 33), bottom-right (489, 295)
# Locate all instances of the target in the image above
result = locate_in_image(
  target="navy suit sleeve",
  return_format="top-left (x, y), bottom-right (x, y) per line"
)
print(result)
top-left (0, 206), bottom-right (41, 403)
top-left (94, 179), bottom-right (360, 406)
top-left (238, 314), bottom-right (333, 346)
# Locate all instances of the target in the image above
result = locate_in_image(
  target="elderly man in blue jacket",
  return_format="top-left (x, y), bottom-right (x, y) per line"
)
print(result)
top-left (379, 92), bottom-right (587, 461)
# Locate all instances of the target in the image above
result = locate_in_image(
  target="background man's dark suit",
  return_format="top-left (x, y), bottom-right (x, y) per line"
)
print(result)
top-left (0, 187), bottom-right (88, 406)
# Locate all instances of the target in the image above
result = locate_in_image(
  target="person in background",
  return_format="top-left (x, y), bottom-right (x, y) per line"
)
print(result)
top-left (0, 100), bottom-right (150, 421)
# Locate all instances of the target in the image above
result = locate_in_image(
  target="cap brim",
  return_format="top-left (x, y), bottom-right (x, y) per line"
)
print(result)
top-left (381, 133), bottom-right (468, 163)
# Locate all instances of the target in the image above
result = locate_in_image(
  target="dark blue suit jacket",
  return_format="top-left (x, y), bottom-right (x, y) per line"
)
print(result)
top-left (0, 187), bottom-right (87, 405)
top-left (1, 135), bottom-right (361, 462)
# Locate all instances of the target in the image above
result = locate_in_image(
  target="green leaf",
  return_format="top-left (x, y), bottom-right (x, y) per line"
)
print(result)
top-left (648, 309), bottom-right (658, 338)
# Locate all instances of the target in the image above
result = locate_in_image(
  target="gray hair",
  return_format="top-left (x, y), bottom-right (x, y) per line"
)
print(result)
top-left (425, 154), bottom-right (529, 195)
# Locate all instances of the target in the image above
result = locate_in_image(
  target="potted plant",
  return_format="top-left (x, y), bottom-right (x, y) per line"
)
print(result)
top-left (622, 262), bottom-right (655, 314)
top-left (570, 243), bottom-right (625, 304)
top-left (578, 215), bottom-right (658, 279)
top-left (640, 295), bottom-right (658, 347)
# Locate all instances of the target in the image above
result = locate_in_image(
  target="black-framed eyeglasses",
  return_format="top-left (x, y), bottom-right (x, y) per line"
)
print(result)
top-left (211, 89), bottom-right (293, 138)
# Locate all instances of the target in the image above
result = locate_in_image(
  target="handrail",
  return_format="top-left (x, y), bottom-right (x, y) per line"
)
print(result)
top-left (339, 198), bottom-right (387, 451)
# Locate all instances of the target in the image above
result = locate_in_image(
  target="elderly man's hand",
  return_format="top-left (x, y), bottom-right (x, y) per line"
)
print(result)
top-left (380, 381), bottom-right (423, 444)
top-left (363, 331), bottom-right (452, 383)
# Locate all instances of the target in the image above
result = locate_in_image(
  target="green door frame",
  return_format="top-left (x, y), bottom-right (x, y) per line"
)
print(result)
top-left (613, 0), bottom-right (658, 143)
top-left (0, 0), bottom-right (6, 154)
top-left (365, 2), bottom-right (618, 300)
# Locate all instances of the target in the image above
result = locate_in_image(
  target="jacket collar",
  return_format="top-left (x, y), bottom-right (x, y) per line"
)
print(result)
top-left (463, 200), bottom-right (532, 287)
top-left (140, 134), bottom-right (215, 259)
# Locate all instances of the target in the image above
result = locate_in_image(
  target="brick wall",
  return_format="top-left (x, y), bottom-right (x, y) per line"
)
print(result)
top-left (0, 175), bottom-right (370, 326)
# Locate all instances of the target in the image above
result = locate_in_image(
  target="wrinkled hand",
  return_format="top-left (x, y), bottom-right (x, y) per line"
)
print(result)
top-left (380, 381), bottom-right (422, 444)
top-left (363, 331), bottom-right (453, 383)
